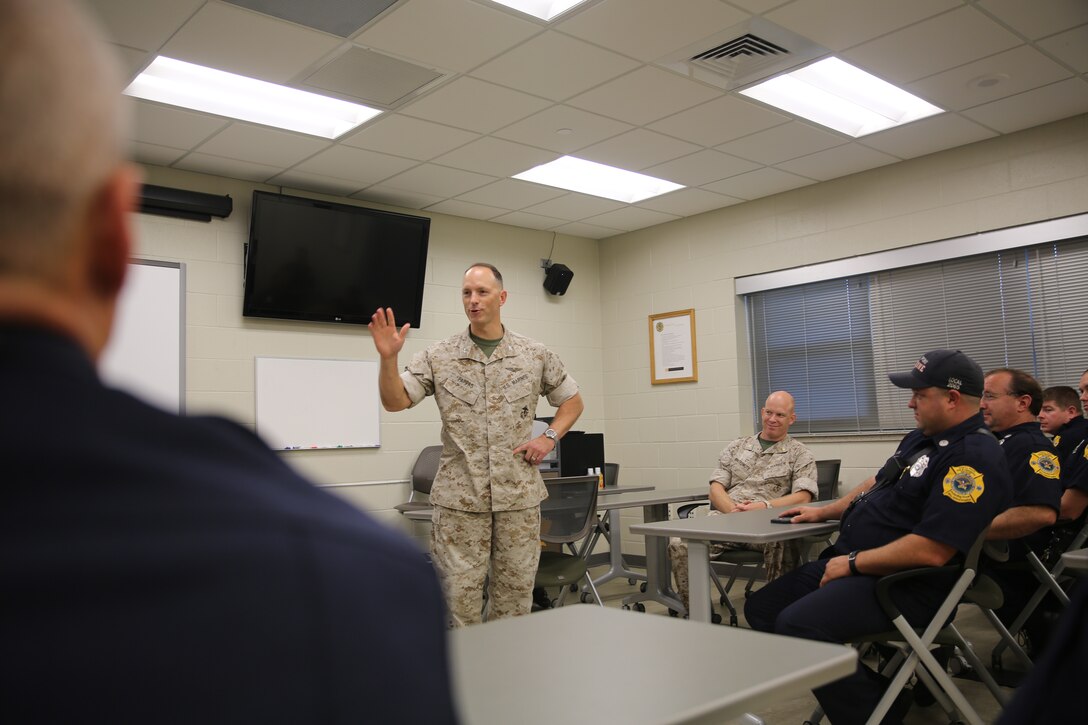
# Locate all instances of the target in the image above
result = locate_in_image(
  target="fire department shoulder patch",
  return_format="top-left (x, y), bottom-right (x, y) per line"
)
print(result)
top-left (943, 465), bottom-right (985, 504)
top-left (1029, 450), bottom-right (1060, 480)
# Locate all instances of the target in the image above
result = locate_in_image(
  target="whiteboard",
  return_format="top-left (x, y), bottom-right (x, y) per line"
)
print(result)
top-left (255, 357), bottom-right (380, 450)
top-left (99, 259), bottom-right (184, 413)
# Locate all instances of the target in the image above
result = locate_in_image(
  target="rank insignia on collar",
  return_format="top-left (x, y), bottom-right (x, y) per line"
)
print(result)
top-left (943, 465), bottom-right (985, 503)
top-left (910, 455), bottom-right (929, 477)
top-left (1029, 450), bottom-right (1060, 479)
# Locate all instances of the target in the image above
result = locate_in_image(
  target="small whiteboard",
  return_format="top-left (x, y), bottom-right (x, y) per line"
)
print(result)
top-left (255, 357), bottom-right (380, 450)
top-left (99, 259), bottom-right (184, 413)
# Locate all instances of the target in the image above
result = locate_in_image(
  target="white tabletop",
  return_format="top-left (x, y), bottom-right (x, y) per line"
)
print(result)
top-left (449, 605), bottom-right (856, 725)
top-left (595, 486), bottom-right (710, 511)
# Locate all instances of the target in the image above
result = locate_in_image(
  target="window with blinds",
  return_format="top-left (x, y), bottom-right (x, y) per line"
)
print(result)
top-left (745, 235), bottom-right (1088, 434)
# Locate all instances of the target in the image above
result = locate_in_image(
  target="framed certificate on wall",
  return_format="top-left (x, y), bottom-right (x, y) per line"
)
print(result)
top-left (649, 309), bottom-right (698, 385)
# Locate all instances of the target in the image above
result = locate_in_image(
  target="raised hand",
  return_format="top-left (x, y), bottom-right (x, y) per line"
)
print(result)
top-left (368, 307), bottom-right (410, 359)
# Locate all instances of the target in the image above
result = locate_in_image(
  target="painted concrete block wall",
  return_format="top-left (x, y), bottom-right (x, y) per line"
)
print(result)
top-left (130, 166), bottom-right (603, 538)
top-left (601, 114), bottom-right (1088, 558)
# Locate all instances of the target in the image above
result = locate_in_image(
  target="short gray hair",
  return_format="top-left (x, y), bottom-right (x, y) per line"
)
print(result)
top-left (0, 0), bottom-right (127, 279)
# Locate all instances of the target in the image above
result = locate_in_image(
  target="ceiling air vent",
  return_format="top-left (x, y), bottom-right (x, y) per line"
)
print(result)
top-left (657, 19), bottom-right (827, 91)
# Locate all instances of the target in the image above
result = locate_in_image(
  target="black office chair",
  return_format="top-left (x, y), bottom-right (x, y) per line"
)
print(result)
top-left (394, 445), bottom-right (441, 515)
top-left (535, 475), bottom-right (602, 608)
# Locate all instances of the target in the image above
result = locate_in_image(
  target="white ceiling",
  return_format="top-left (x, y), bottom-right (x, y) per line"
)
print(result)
top-left (87, 0), bottom-right (1088, 239)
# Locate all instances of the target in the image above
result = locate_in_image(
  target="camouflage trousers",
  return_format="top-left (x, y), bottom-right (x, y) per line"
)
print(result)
top-left (430, 504), bottom-right (541, 628)
top-left (667, 533), bottom-right (801, 613)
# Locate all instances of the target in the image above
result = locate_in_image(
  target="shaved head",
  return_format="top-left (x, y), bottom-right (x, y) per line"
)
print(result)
top-left (760, 390), bottom-right (797, 442)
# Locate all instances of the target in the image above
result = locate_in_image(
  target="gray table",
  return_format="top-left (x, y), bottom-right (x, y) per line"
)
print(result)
top-left (593, 487), bottom-right (714, 612)
top-left (400, 485), bottom-right (659, 522)
top-left (449, 604), bottom-right (856, 725)
top-left (632, 507), bottom-right (838, 623)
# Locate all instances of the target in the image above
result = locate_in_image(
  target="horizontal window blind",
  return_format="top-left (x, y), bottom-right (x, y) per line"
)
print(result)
top-left (746, 236), bottom-right (1088, 433)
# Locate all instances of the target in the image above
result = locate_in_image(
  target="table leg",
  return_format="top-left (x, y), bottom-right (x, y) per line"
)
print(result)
top-left (687, 541), bottom-right (712, 623)
top-left (589, 508), bottom-right (648, 589)
top-left (622, 503), bottom-right (684, 613)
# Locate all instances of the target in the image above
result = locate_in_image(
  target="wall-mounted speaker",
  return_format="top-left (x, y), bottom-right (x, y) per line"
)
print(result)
top-left (139, 184), bottom-right (233, 222)
top-left (543, 263), bottom-right (573, 295)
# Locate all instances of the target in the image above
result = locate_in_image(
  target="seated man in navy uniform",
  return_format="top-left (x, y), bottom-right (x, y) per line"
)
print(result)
top-left (1038, 385), bottom-right (1087, 465)
top-left (1056, 370), bottom-right (1088, 524)
top-left (745, 349), bottom-right (1012, 725)
top-left (0, 2), bottom-right (457, 723)
top-left (979, 369), bottom-right (1062, 642)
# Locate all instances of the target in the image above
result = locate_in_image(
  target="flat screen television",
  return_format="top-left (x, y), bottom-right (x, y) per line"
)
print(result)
top-left (242, 191), bottom-right (430, 327)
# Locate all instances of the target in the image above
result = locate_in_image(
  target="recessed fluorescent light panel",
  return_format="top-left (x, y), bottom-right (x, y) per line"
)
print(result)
top-left (487, 0), bottom-right (591, 21)
top-left (513, 156), bottom-right (684, 203)
top-left (124, 56), bottom-right (383, 139)
top-left (739, 57), bottom-right (943, 137)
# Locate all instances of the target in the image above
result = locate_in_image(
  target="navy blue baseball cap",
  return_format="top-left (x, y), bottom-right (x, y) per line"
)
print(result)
top-left (888, 349), bottom-right (984, 397)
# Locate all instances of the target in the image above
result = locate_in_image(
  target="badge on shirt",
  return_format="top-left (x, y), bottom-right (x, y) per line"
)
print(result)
top-left (1029, 450), bottom-right (1060, 479)
top-left (910, 455), bottom-right (929, 477)
top-left (1054, 434), bottom-right (1062, 447)
top-left (943, 465), bottom-right (985, 504)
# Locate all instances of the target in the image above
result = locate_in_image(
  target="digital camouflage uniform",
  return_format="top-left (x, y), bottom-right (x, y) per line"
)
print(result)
top-left (402, 328), bottom-right (578, 627)
top-left (668, 434), bottom-right (818, 610)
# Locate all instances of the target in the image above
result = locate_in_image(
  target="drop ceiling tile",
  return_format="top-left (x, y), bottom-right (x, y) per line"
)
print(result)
top-left (224, 0), bottom-right (397, 38)
top-left (776, 144), bottom-right (898, 181)
top-left (174, 152), bottom-right (281, 183)
top-left (635, 188), bottom-right (742, 216)
top-left (294, 146), bottom-right (418, 185)
top-left (843, 6), bottom-right (1022, 85)
top-left (380, 163), bottom-right (498, 198)
top-left (425, 199), bottom-right (508, 220)
top-left (341, 115), bottom-right (479, 161)
top-left (357, 0), bottom-right (539, 73)
top-left (195, 124), bottom-right (331, 167)
top-left (961, 78), bottom-right (1088, 134)
top-left (489, 211), bottom-right (567, 230)
top-left (161, 3), bottom-right (341, 83)
top-left (577, 129), bottom-right (702, 171)
top-left (644, 150), bottom-right (761, 186)
top-left (567, 67), bottom-right (722, 126)
top-left (493, 106), bottom-right (632, 153)
top-left (471, 31), bottom-right (639, 101)
top-left (580, 206), bottom-right (680, 232)
top-left (272, 171), bottom-right (366, 197)
top-left (1039, 26), bottom-right (1088, 73)
top-left (131, 141), bottom-right (188, 167)
top-left (433, 138), bottom-right (557, 177)
top-left (521, 194), bottom-right (625, 220)
top-left (978, 0), bottom-right (1088, 40)
top-left (728, 0), bottom-right (793, 13)
top-left (766, 0), bottom-right (958, 52)
top-left (909, 46), bottom-right (1073, 112)
top-left (702, 167), bottom-right (814, 200)
top-left (112, 45), bottom-right (151, 82)
top-left (131, 102), bottom-right (229, 149)
top-left (85, 0), bottom-right (204, 52)
top-left (457, 179), bottom-right (567, 208)
top-left (351, 185), bottom-right (445, 209)
top-left (552, 220), bottom-right (623, 239)
top-left (716, 122), bottom-right (846, 165)
top-left (400, 77), bottom-right (552, 134)
top-left (860, 113), bottom-right (997, 158)
top-left (649, 96), bottom-right (789, 147)
top-left (556, 0), bottom-right (748, 63)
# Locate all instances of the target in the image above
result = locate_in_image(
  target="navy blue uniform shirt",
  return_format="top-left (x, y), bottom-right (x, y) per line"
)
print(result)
top-left (838, 412), bottom-right (1012, 556)
top-left (1053, 415), bottom-right (1088, 467)
top-left (995, 421), bottom-right (1062, 512)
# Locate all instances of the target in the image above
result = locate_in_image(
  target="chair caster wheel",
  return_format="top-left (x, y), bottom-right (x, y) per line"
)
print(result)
top-left (668, 608), bottom-right (679, 617)
top-left (628, 577), bottom-right (637, 586)
top-left (729, 616), bottom-right (739, 627)
top-left (640, 582), bottom-right (647, 593)
top-left (634, 602), bottom-right (646, 612)
top-left (622, 604), bottom-right (631, 611)
top-left (580, 592), bottom-right (591, 604)
top-left (569, 583), bottom-right (578, 592)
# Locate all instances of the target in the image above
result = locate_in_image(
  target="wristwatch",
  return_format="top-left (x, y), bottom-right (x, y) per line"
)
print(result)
top-left (848, 550), bottom-right (861, 576)
top-left (543, 428), bottom-right (558, 443)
